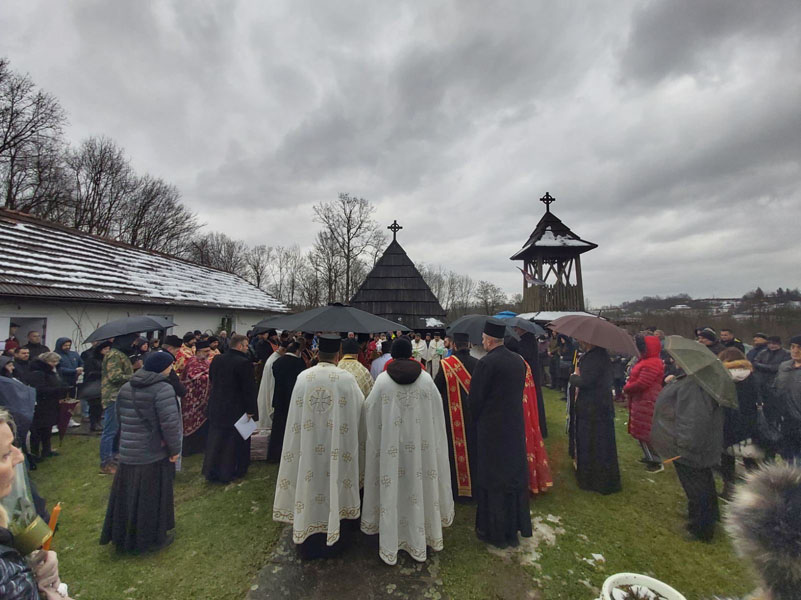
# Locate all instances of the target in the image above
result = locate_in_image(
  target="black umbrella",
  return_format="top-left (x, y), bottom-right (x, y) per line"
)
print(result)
top-left (252, 303), bottom-right (411, 334)
top-left (84, 316), bottom-right (177, 343)
top-left (446, 314), bottom-right (522, 345)
top-left (497, 316), bottom-right (546, 337)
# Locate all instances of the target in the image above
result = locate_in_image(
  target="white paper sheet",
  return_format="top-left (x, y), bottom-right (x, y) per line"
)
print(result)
top-left (234, 413), bottom-right (257, 440)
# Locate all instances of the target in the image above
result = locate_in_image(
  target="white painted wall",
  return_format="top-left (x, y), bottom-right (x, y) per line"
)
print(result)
top-left (0, 298), bottom-right (277, 352)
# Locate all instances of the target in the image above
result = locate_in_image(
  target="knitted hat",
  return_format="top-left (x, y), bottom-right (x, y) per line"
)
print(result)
top-left (768, 335), bottom-right (782, 345)
top-left (143, 351), bottom-right (174, 373)
top-left (789, 335), bottom-right (801, 347)
top-left (698, 329), bottom-right (718, 343)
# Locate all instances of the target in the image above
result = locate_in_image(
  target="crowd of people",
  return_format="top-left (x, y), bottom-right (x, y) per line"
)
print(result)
top-left (0, 318), bottom-right (799, 599)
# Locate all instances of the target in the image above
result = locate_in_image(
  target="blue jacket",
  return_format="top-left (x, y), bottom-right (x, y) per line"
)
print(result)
top-left (55, 336), bottom-right (84, 387)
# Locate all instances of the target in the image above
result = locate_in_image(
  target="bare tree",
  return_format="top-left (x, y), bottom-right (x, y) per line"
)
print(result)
top-left (475, 280), bottom-right (507, 315)
top-left (64, 136), bottom-right (137, 237)
top-left (118, 174), bottom-right (199, 254)
top-left (310, 231), bottom-right (345, 304)
top-left (312, 193), bottom-right (384, 301)
top-left (0, 58), bottom-right (67, 209)
top-left (243, 244), bottom-right (273, 290)
top-left (187, 231), bottom-right (246, 275)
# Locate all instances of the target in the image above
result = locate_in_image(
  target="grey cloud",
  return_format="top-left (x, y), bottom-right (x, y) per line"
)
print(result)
top-left (1, 0), bottom-right (799, 306)
top-left (620, 0), bottom-right (800, 84)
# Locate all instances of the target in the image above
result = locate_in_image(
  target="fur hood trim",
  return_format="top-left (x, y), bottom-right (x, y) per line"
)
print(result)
top-left (723, 359), bottom-right (753, 372)
top-left (725, 463), bottom-right (801, 600)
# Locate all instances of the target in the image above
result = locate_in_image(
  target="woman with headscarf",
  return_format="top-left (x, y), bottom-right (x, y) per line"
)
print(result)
top-left (26, 352), bottom-right (69, 460)
top-left (179, 339), bottom-right (212, 456)
top-left (100, 352), bottom-right (182, 553)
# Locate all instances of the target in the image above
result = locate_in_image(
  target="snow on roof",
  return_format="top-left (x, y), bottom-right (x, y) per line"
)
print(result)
top-left (510, 209), bottom-right (597, 261)
top-left (423, 317), bottom-right (445, 327)
top-left (0, 211), bottom-right (289, 313)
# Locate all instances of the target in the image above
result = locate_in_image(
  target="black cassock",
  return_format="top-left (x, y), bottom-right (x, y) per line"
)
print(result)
top-left (433, 348), bottom-right (479, 500)
top-left (202, 349), bottom-right (258, 483)
top-left (468, 345), bottom-right (532, 547)
top-left (569, 347), bottom-right (621, 495)
top-left (266, 354), bottom-right (307, 462)
top-left (507, 332), bottom-right (548, 438)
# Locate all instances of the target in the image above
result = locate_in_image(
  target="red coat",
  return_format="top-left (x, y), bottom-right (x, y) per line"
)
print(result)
top-left (624, 336), bottom-right (664, 442)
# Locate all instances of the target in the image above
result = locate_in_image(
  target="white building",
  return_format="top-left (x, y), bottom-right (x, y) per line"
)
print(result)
top-left (0, 210), bottom-right (289, 351)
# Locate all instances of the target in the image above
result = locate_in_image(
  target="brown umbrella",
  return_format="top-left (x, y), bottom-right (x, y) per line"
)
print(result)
top-left (548, 315), bottom-right (638, 356)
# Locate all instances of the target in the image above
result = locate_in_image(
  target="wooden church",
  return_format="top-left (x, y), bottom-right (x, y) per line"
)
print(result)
top-left (510, 193), bottom-right (597, 312)
top-left (349, 220), bottom-right (446, 329)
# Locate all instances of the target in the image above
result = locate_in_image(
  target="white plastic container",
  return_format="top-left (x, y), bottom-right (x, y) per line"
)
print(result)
top-left (600, 573), bottom-right (687, 600)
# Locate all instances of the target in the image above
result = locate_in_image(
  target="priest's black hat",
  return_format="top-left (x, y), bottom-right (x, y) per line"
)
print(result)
top-left (163, 335), bottom-right (182, 348)
top-left (318, 334), bottom-right (341, 354)
top-left (453, 332), bottom-right (470, 344)
top-left (342, 338), bottom-right (361, 355)
top-left (391, 337), bottom-right (413, 359)
top-left (483, 318), bottom-right (506, 339)
top-left (195, 339), bottom-right (211, 350)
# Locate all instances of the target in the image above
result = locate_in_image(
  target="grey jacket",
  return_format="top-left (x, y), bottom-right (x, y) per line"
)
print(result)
top-left (116, 369), bottom-right (182, 465)
top-left (650, 376), bottom-right (723, 469)
top-left (774, 360), bottom-right (801, 422)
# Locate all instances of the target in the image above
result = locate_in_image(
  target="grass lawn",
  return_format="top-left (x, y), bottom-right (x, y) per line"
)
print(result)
top-left (31, 388), bottom-right (757, 599)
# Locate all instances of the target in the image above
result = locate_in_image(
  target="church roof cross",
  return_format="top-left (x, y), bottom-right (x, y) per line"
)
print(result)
top-left (388, 219), bottom-right (403, 241)
top-left (540, 192), bottom-right (556, 213)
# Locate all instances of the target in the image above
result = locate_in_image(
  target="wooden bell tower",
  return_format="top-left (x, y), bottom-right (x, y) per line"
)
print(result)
top-left (510, 193), bottom-right (597, 312)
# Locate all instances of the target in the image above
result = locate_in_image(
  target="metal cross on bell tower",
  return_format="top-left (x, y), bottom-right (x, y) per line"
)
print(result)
top-left (540, 192), bottom-right (556, 213)
top-left (388, 219), bottom-right (403, 241)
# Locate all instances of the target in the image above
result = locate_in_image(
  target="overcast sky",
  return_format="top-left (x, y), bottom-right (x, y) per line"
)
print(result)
top-left (1, 1), bottom-right (799, 306)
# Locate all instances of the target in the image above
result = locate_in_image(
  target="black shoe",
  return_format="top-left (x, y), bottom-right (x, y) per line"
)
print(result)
top-left (44, 450), bottom-right (59, 458)
top-left (645, 463), bottom-right (664, 473)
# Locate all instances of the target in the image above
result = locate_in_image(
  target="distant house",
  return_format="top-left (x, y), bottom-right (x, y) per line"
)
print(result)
top-left (669, 304), bottom-right (692, 311)
top-left (0, 210), bottom-right (289, 350)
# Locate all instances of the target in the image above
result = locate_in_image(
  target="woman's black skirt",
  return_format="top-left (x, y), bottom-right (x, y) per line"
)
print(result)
top-left (100, 457), bottom-right (175, 553)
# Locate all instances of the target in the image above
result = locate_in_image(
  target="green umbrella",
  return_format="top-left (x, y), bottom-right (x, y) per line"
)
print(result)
top-left (664, 335), bottom-right (738, 409)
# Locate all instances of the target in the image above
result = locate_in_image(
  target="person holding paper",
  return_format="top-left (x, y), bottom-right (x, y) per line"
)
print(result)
top-left (203, 335), bottom-right (258, 483)
top-left (273, 335), bottom-right (364, 559)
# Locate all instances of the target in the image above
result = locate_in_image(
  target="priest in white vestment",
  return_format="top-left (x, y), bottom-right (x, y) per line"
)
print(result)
top-left (427, 333), bottom-right (445, 379)
top-left (256, 341), bottom-right (285, 429)
top-left (273, 335), bottom-right (365, 558)
top-left (360, 337), bottom-right (455, 565)
top-left (411, 333), bottom-right (427, 367)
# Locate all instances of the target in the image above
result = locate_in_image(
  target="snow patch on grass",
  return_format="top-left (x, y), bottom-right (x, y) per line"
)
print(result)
top-left (486, 514), bottom-right (566, 568)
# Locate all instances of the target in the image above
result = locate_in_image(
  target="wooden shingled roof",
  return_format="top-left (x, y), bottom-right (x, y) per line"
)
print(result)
top-left (349, 239), bottom-right (446, 329)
